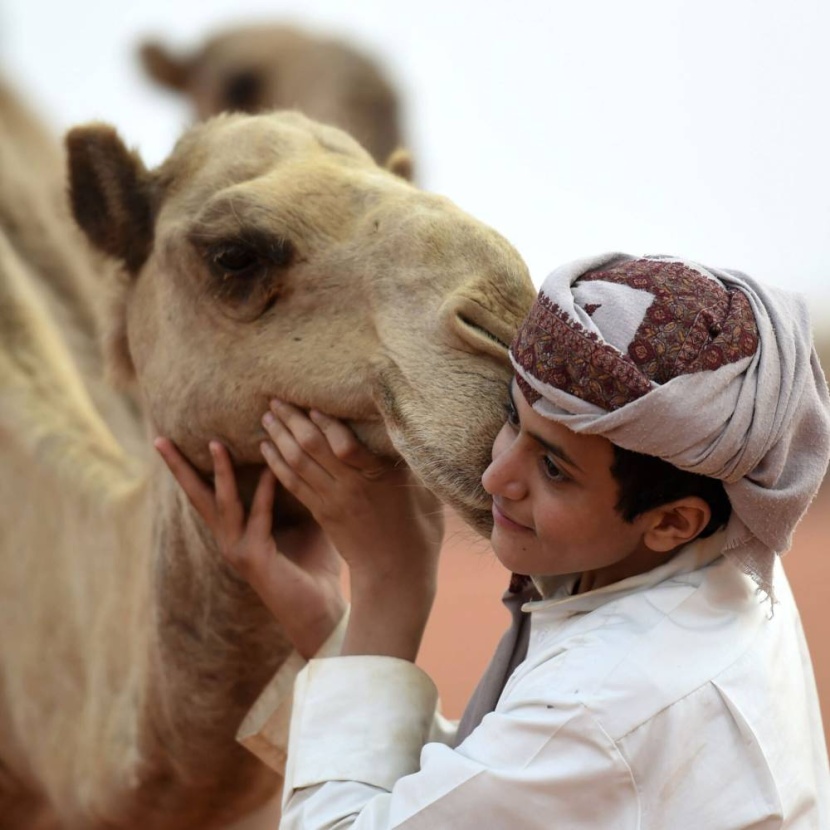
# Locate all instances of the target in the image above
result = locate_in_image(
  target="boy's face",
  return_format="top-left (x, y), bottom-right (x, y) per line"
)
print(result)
top-left (482, 380), bottom-right (666, 591)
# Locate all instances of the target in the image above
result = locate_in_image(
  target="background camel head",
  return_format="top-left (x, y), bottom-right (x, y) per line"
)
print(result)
top-left (66, 112), bottom-right (535, 532)
top-left (140, 24), bottom-right (404, 166)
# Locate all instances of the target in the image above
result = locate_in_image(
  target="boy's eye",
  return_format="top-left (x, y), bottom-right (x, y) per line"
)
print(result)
top-left (542, 455), bottom-right (568, 483)
top-left (504, 400), bottom-right (520, 427)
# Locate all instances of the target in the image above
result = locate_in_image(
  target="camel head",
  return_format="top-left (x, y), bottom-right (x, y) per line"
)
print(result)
top-left (140, 25), bottom-right (403, 165)
top-left (66, 112), bottom-right (535, 532)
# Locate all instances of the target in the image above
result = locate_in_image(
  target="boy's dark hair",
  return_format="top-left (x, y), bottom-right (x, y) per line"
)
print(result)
top-left (610, 445), bottom-right (731, 538)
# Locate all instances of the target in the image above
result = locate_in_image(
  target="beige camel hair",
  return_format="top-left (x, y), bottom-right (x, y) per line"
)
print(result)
top-left (141, 23), bottom-right (406, 168)
top-left (0, 100), bottom-right (535, 829)
top-left (0, 74), bottom-right (147, 457)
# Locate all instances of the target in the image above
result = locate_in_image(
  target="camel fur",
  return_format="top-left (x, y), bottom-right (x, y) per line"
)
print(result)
top-left (141, 24), bottom-right (405, 167)
top-left (0, 101), bottom-right (534, 830)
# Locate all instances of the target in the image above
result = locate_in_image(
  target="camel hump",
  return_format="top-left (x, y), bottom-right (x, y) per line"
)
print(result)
top-left (66, 124), bottom-right (155, 274)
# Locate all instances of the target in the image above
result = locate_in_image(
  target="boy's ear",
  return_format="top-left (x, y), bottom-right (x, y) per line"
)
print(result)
top-left (139, 40), bottom-right (191, 92)
top-left (643, 497), bottom-right (712, 553)
top-left (65, 124), bottom-right (154, 275)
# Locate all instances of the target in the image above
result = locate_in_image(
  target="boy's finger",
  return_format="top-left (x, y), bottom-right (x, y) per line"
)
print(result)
top-left (260, 440), bottom-right (321, 514)
top-left (154, 437), bottom-right (217, 528)
top-left (308, 410), bottom-right (384, 472)
top-left (263, 411), bottom-right (338, 486)
top-left (268, 401), bottom-right (340, 466)
top-left (248, 467), bottom-right (277, 540)
top-left (210, 441), bottom-right (245, 538)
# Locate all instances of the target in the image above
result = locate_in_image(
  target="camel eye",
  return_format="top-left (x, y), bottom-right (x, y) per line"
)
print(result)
top-left (202, 234), bottom-right (296, 317)
top-left (213, 244), bottom-right (260, 276)
top-left (200, 233), bottom-right (296, 314)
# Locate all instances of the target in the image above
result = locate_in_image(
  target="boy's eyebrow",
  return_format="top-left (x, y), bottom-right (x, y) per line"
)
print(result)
top-left (508, 381), bottom-right (583, 473)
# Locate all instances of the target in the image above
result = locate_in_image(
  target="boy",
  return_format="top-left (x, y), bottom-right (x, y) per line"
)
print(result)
top-left (158, 253), bottom-right (830, 827)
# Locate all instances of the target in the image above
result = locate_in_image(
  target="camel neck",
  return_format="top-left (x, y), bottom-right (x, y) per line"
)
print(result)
top-left (132, 473), bottom-right (287, 825)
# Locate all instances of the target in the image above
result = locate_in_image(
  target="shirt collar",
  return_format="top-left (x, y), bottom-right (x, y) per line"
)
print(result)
top-left (526, 530), bottom-right (726, 614)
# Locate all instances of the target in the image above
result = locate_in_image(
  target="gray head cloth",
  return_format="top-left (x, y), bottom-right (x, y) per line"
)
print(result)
top-left (510, 252), bottom-right (830, 595)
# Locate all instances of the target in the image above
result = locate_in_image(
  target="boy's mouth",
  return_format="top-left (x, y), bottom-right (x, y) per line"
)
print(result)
top-left (492, 500), bottom-right (531, 532)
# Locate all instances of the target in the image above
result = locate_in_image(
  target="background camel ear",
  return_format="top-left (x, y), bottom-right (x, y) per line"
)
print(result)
top-left (385, 148), bottom-right (414, 182)
top-left (66, 124), bottom-right (154, 274)
top-left (138, 40), bottom-right (191, 92)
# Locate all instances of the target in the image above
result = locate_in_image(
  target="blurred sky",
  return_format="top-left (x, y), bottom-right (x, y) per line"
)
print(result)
top-left (2, 0), bottom-right (829, 308)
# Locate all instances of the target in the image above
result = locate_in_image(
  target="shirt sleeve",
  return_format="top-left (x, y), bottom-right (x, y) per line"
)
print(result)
top-left (236, 611), bottom-right (458, 774)
top-left (281, 656), bottom-right (639, 829)
top-left (236, 610), bottom-right (351, 772)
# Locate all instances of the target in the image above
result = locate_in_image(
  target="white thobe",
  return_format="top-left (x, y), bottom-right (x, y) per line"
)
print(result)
top-left (244, 533), bottom-right (830, 828)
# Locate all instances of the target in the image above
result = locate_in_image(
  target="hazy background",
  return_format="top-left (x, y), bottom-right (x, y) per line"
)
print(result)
top-left (2, 0), bottom-right (829, 303)
top-left (2, 0), bottom-right (829, 776)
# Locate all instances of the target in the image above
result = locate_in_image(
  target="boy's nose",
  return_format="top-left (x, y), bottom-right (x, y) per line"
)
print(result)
top-left (482, 445), bottom-right (527, 502)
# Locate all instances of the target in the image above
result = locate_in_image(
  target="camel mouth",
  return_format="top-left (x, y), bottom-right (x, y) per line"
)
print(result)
top-left (456, 502), bottom-right (495, 538)
top-left (435, 478), bottom-right (494, 538)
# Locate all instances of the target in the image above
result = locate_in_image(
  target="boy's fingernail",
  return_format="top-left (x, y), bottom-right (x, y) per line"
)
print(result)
top-left (262, 411), bottom-right (276, 427)
top-left (270, 398), bottom-right (284, 411)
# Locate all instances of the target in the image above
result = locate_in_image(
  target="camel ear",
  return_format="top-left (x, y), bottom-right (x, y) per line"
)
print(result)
top-left (66, 124), bottom-right (154, 275)
top-left (139, 40), bottom-right (191, 92)
top-left (385, 148), bottom-right (414, 182)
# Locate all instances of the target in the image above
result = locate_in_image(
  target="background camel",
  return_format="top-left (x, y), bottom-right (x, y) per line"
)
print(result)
top-left (0, 99), bottom-right (535, 829)
top-left (140, 23), bottom-right (405, 167)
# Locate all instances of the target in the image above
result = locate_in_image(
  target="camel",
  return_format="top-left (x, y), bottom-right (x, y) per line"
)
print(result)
top-left (0, 75), bottom-right (146, 458)
top-left (141, 24), bottom-right (405, 167)
top-left (0, 101), bottom-right (535, 828)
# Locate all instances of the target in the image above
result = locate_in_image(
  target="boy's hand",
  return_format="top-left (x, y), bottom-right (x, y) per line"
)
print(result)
top-left (261, 401), bottom-right (445, 661)
top-left (154, 437), bottom-right (345, 660)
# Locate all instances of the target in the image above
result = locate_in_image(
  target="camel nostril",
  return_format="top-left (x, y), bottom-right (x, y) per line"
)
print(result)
top-left (442, 296), bottom-right (516, 363)
top-left (457, 314), bottom-right (510, 352)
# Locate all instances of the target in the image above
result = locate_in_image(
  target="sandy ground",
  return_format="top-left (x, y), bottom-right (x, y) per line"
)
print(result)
top-left (230, 492), bottom-right (830, 828)
top-left (778, 491), bottom-right (830, 754)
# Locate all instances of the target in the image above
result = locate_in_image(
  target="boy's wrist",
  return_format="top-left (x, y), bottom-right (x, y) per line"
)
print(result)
top-left (350, 571), bottom-right (437, 625)
top-left (343, 578), bottom-right (436, 662)
top-left (284, 593), bottom-right (348, 660)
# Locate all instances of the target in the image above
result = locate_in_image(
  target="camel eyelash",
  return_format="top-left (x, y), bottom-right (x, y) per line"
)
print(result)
top-left (192, 241), bottom-right (289, 315)
top-left (206, 234), bottom-right (294, 270)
